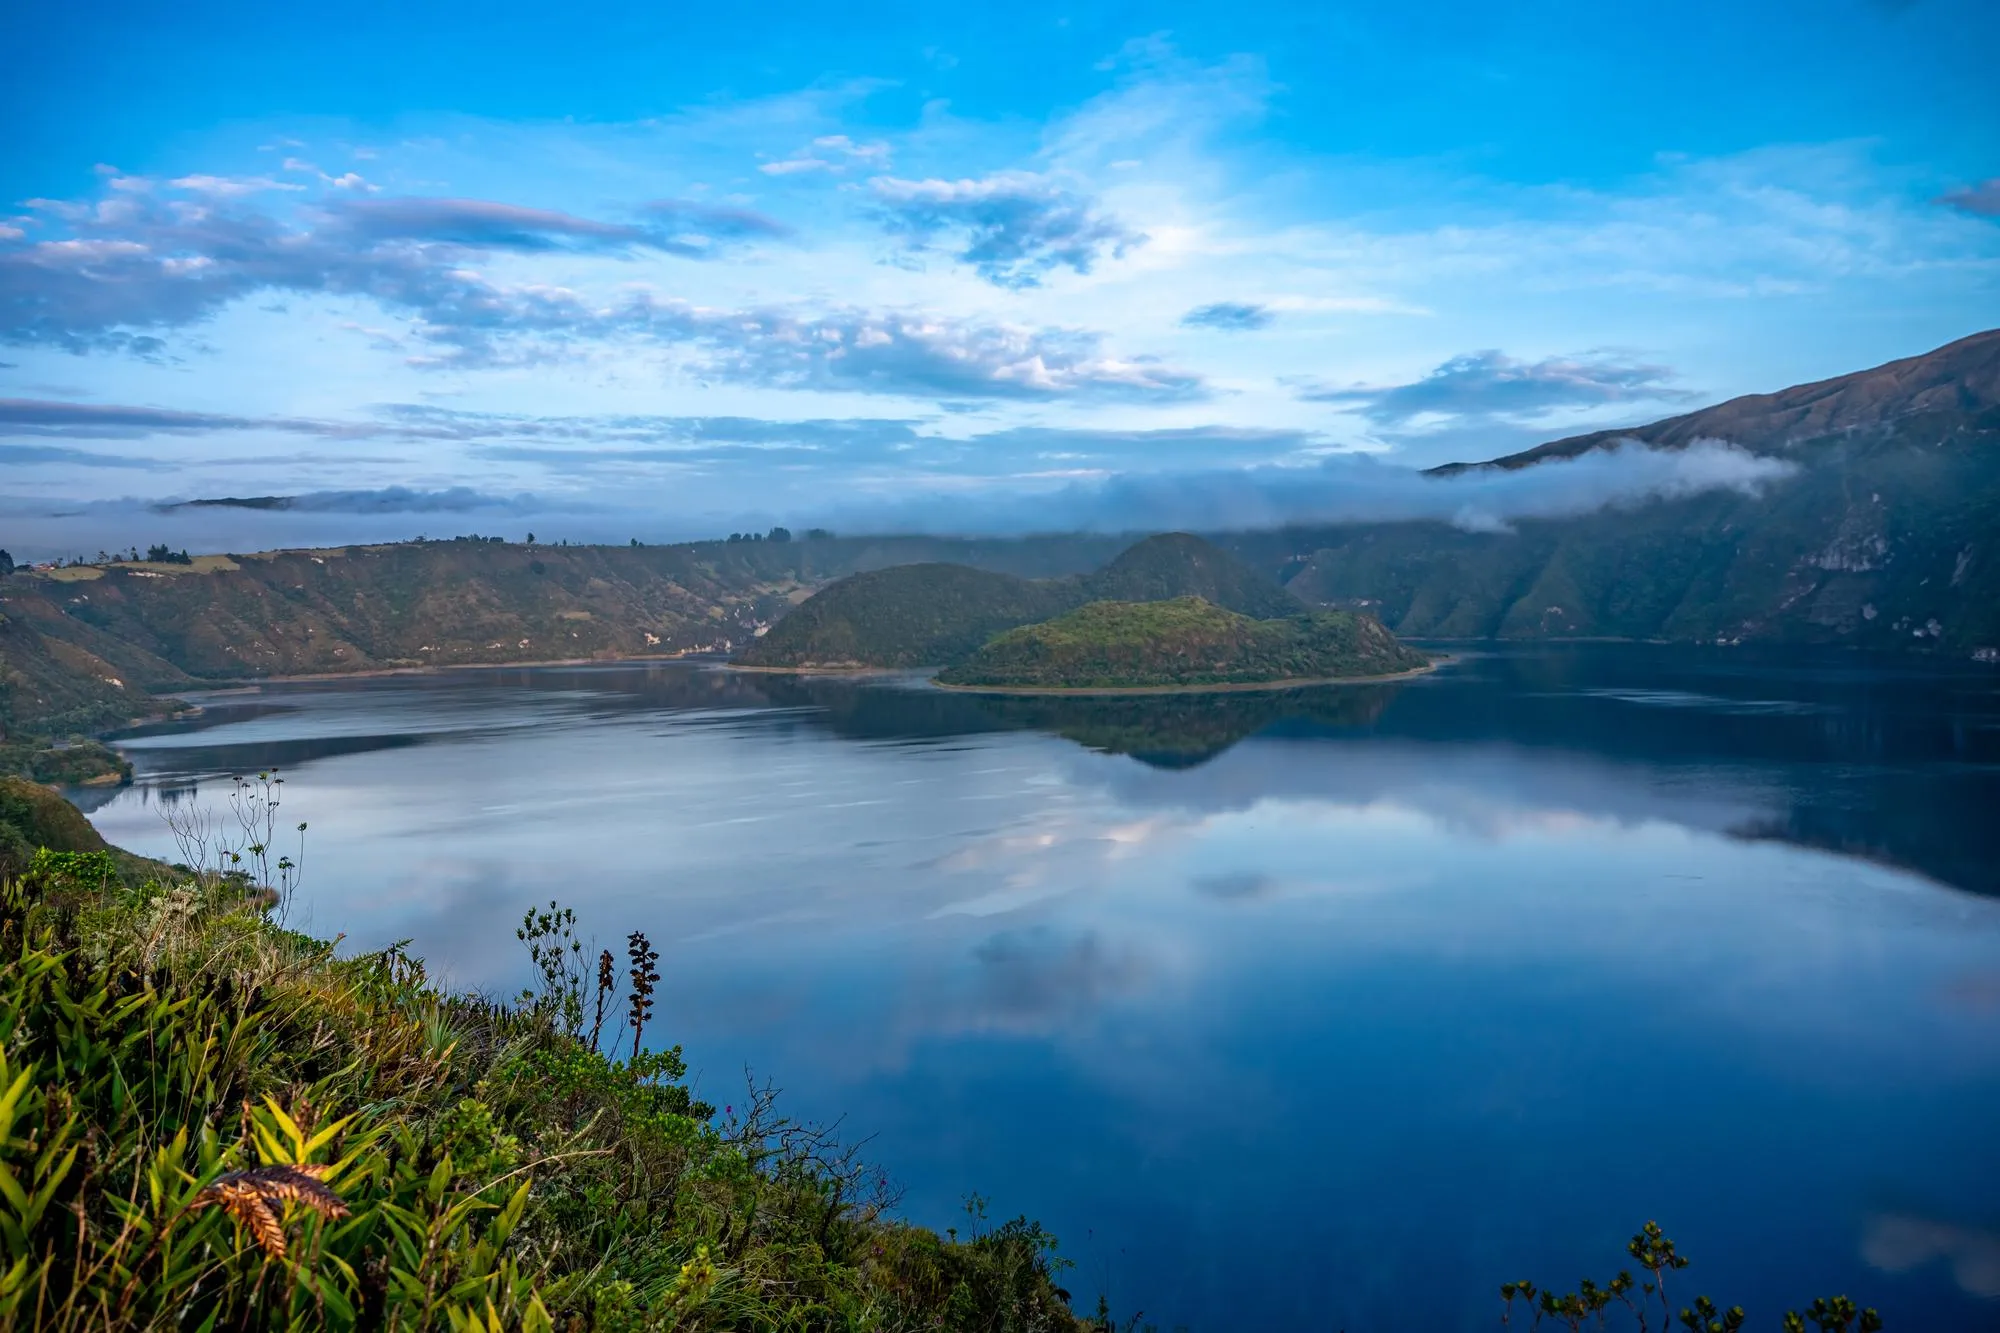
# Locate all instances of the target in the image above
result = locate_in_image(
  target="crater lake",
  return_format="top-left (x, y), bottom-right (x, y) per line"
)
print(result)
top-left (81, 644), bottom-right (2000, 1331)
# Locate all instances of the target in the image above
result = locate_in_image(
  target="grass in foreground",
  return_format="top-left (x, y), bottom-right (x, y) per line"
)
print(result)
top-left (0, 854), bottom-right (1085, 1331)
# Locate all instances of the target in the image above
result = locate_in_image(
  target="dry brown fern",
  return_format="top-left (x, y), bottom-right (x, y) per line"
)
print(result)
top-left (192, 1164), bottom-right (349, 1259)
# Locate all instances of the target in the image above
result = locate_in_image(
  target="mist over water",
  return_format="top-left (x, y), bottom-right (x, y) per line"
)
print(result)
top-left (83, 645), bottom-right (2000, 1331)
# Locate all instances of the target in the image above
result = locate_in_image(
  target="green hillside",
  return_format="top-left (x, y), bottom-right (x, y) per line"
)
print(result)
top-left (1082, 532), bottom-right (1303, 619)
top-left (732, 563), bottom-right (1079, 669)
top-left (1230, 413), bottom-right (2000, 650)
top-left (936, 597), bottom-right (1429, 690)
top-left (0, 774), bottom-right (108, 876)
top-left (1232, 329), bottom-right (2000, 652)
top-left (737, 532), bottom-right (1301, 669)
top-left (0, 591), bottom-right (189, 787)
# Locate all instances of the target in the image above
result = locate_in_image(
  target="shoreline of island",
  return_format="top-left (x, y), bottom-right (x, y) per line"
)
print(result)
top-left (724, 662), bottom-right (913, 676)
top-left (928, 658), bottom-right (1441, 696)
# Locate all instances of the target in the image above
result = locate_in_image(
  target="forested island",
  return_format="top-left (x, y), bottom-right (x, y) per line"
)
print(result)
top-left (738, 535), bottom-right (1429, 692)
top-left (733, 532), bottom-right (1301, 671)
top-left (935, 597), bottom-right (1432, 692)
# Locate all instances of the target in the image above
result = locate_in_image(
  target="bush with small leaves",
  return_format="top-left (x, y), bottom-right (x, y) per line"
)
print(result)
top-left (1502, 1224), bottom-right (1884, 1333)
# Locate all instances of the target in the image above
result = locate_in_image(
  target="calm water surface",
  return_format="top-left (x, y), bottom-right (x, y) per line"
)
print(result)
top-left (87, 645), bottom-right (2000, 1331)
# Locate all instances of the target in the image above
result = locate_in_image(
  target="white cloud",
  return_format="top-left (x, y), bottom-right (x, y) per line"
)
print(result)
top-left (3, 50), bottom-right (1993, 534)
top-left (167, 174), bottom-right (306, 197)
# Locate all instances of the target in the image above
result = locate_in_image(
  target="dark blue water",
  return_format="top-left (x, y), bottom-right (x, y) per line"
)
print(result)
top-left (87, 645), bottom-right (2000, 1330)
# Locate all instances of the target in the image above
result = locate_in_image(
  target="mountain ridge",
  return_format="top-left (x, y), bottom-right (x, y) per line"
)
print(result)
top-left (1429, 327), bottom-right (2000, 475)
top-left (1237, 328), bottom-right (2000, 653)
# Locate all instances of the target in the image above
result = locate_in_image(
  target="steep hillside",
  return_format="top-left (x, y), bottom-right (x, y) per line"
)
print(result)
top-left (0, 773), bottom-right (108, 868)
top-left (737, 533), bottom-right (1303, 669)
top-left (733, 563), bottom-right (1080, 669)
top-left (1428, 327), bottom-right (2000, 473)
top-left (0, 591), bottom-right (189, 736)
top-left (1238, 330), bottom-right (2000, 654)
top-left (937, 597), bottom-right (1429, 690)
top-left (1082, 532), bottom-right (1303, 618)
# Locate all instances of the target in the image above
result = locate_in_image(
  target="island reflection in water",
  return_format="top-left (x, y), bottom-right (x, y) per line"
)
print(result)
top-left (87, 644), bottom-right (2000, 1331)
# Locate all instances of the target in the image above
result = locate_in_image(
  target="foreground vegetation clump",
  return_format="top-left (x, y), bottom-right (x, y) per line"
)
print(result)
top-left (936, 597), bottom-right (1429, 690)
top-left (0, 848), bottom-right (1088, 1330)
top-left (0, 774), bottom-right (128, 879)
top-left (1500, 1222), bottom-right (1882, 1333)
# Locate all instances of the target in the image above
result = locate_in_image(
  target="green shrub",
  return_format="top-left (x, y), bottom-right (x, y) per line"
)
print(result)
top-left (0, 868), bottom-right (1087, 1331)
top-left (24, 846), bottom-right (119, 890)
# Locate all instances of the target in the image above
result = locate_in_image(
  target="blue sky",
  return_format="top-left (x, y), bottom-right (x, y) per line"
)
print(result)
top-left (3, 0), bottom-right (1997, 554)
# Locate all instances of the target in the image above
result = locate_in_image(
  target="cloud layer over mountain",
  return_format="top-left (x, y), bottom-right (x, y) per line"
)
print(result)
top-left (814, 439), bottom-right (1798, 536)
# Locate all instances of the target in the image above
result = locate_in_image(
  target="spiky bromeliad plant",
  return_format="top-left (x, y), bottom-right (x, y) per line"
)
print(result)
top-left (0, 854), bottom-right (1087, 1331)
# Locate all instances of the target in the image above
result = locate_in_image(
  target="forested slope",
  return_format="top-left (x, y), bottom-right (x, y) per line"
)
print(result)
top-left (937, 597), bottom-right (1428, 689)
top-left (1226, 330), bottom-right (2000, 652)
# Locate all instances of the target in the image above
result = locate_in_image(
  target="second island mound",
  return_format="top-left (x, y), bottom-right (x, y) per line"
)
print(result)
top-left (935, 596), bottom-right (1432, 692)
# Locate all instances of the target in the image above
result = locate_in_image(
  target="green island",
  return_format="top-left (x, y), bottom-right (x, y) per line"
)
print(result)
top-left (730, 563), bottom-right (1082, 671)
top-left (735, 535), bottom-right (1433, 693)
top-left (935, 597), bottom-right (1432, 692)
top-left (734, 533), bottom-right (1303, 672)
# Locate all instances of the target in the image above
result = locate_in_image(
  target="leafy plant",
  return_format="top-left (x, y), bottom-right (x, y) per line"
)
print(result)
top-left (1499, 1223), bottom-right (1883, 1332)
top-left (0, 850), bottom-right (1089, 1331)
top-left (155, 769), bottom-right (306, 909)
